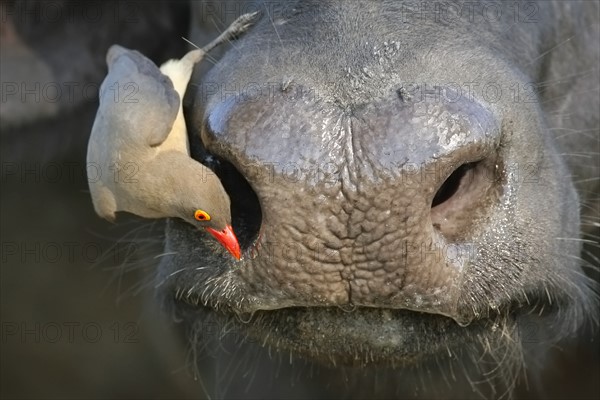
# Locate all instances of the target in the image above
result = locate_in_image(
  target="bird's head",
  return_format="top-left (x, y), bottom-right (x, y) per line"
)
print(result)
top-left (174, 167), bottom-right (241, 261)
top-left (187, 207), bottom-right (240, 261)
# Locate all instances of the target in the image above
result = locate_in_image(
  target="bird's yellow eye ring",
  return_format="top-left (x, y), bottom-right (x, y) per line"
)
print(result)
top-left (194, 209), bottom-right (211, 221)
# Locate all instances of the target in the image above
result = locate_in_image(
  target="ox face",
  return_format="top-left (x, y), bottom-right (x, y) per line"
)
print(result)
top-left (157, 1), bottom-right (598, 395)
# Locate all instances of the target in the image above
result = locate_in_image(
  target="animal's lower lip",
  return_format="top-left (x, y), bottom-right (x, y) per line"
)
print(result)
top-left (174, 300), bottom-right (495, 366)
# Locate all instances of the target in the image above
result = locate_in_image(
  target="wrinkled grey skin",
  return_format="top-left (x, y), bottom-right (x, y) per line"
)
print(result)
top-left (158, 1), bottom-right (598, 398)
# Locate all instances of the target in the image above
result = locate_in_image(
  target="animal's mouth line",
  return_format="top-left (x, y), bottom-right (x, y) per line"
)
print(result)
top-left (174, 283), bottom-right (560, 331)
top-left (175, 294), bottom-right (518, 326)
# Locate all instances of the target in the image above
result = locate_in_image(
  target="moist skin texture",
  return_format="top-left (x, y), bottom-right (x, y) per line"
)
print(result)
top-left (157, 1), bottom-right (599, 398)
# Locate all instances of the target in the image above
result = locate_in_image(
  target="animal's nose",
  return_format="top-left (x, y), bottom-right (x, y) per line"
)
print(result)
top-left (201, 84), bottom-right (504, 324)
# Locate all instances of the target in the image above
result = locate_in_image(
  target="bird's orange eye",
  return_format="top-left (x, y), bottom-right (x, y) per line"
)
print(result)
top-left (194, 209), bottom-right (211, 221)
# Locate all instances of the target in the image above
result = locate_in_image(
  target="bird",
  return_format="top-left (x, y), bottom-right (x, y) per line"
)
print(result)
top-left (86, 13), bottom-right (258, 261)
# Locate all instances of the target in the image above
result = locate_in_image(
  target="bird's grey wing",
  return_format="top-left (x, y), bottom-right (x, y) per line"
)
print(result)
top-left (87, 45), bottom-right (180, 220)
top-left (101, 44), bottom-right (180, 147)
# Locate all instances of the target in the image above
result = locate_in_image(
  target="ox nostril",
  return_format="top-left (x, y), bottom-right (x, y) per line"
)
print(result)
top-left (209, 157), bottom-right (263, 250)
top-left (187, 112), bottom-right (262, 250)
top-left (430, 160), bottom-right (499, 240)
top-left (431, 162), bottom-right (478, 208)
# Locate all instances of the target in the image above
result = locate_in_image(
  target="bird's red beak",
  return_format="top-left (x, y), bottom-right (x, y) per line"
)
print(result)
top-left (205, 225), bottom-right (241, 260)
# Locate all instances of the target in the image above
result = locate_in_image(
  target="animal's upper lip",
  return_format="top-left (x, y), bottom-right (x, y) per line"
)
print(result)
top-left (175, 280), bottom-right (549, 329)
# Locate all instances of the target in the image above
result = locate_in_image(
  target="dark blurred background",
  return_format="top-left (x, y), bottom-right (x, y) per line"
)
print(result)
top-left (1, 1), bottom-right (207, 398)
top-left (0, 1), bottom-right (599, 399)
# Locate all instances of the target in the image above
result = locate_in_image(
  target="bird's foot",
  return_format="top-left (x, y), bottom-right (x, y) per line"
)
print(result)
top-left (202, 11), bottom-right (260, 53)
